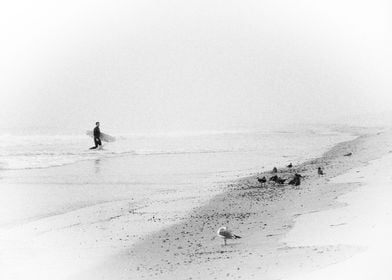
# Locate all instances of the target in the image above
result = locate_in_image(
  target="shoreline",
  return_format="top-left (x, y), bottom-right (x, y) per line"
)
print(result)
top-left (1, 127), bottom-right (389, 280)
top-left (0, 128), bottom-right (357, 229)
top-left (76, 128), bottom-right (391, 279)
top-left (282, 129), bottom-right (392, 279)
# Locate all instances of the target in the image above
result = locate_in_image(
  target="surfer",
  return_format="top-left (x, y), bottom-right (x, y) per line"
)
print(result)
top-left (89, 122), bottom-right (102, 150)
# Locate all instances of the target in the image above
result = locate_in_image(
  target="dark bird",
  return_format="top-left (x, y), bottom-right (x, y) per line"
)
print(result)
top-left (288, 178), bottom-right (296, 185)
top-left (296, 173), bottom-right (303, 178)
top-left (257, 176), bottom-right (267, 186)
top-left (318, 167), bottom-right (324, 176)
top-left (217, 226), bottom-right (242, 246)
top-left (287, 163), bottom-right (293, 168)
top-left (276, 177), bottom-right (286, 185)
top-left (344, 152), bottom-right (352, 157)
top-left (269, 175), bottom-right (279, 182)
top-left (272, 167), bottom-right (278, 173)
top-left (288, 173), bottom-right (302, 186)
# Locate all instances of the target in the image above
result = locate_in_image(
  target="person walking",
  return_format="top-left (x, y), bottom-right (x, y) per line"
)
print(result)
top-left (89, 122), bottom-right (102, 150)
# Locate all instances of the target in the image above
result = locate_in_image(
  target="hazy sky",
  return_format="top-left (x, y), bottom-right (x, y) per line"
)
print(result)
top-left (1, 0), bottom-right (391, 134)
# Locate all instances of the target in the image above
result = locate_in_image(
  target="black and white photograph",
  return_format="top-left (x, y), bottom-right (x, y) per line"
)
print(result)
top-left (1, 1), bottom-right (392, 279)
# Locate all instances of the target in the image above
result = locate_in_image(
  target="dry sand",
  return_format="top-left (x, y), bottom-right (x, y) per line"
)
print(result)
top-left (73, 128), bottom-right (392, 279)
top-left (283, 133), bottom-right (392, 279)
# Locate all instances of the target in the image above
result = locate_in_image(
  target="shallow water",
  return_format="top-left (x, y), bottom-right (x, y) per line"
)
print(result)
top-left (1, 127), bottom-right (353, 173)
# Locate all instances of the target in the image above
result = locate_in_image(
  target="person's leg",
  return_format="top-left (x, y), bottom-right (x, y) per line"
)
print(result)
top-left (96, 138), bottom-right (102, 149)
top-left (89, 138), bottom-right (99, 149)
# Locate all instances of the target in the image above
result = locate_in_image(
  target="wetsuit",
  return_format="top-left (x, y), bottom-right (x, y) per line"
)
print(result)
top-left (90, 126), bottom-right (102, 149)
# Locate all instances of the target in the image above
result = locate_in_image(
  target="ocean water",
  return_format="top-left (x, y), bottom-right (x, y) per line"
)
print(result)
top-left (0, 127), bottom-right (355, 180)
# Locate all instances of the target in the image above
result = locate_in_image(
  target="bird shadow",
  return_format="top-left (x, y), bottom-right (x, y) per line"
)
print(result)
top-left (221, 242), bottom-right (242, 247)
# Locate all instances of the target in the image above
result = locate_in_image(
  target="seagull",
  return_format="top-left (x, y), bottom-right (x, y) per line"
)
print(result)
top-left (288, 173), bottom-right (302, 186)
top-left (257, 176), bottom-right (267, 186)
top-left (217, 226), bottom-right (241, 246)
top-left (287, 163), bottom-right (293, 168)
top-left (318, 167), bottom-right (324, 176)
top-left (269, 175), bottom-right (279, 182)
top-left (276, 177), bottom-right (286, 185)
top-left (269, 175), bottom-right (286, 185)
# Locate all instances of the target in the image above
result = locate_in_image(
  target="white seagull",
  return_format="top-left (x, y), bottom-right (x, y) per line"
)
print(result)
top-left (217, 226), bottom-right (242, 246)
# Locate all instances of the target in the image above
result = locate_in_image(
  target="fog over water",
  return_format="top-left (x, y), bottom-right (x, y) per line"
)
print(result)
top-left (1, 0), bottom-right (392, 134)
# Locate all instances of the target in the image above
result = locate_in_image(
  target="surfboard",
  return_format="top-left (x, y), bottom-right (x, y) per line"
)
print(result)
top-left (86, 130), bottom-right (116, 142)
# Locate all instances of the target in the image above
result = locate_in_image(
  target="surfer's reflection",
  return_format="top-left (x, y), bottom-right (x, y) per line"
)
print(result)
top-left (94, 158), bottom-right (101, 173)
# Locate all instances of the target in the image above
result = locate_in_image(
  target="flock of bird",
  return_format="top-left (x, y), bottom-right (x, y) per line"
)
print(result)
top-left (256, 163), bottom-right (325, 188)
top-left (217, 163), bottom-right (325, 245)
top-left (215, 150), bottom-right (355, 246)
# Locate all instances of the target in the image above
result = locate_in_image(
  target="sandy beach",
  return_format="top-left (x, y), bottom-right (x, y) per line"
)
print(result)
top-left (282, 150), bottom-right (392, 279)
top-left (1, 127), bottom-right (392, 280)
top-left (2, 1), bottom-right (392, 279)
